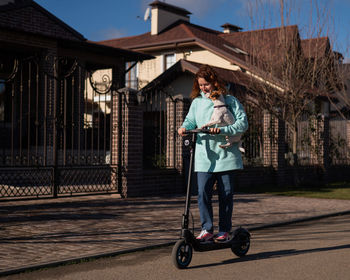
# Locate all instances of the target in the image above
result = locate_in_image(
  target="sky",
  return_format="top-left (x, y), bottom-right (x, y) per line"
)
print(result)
top-left (35, 0), bottom-right (350, 59)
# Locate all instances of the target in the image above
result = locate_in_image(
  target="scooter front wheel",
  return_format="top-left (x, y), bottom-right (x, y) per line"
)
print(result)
top-left (172, 239), bottom-right (193, 269)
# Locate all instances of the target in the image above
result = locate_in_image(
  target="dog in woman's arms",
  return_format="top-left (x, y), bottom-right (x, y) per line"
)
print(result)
top-left (202, 91), bottom-right (245, 152)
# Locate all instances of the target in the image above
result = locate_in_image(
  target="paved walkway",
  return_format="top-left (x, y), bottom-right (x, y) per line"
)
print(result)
top-left (1, 193), bottom-right (350, 276)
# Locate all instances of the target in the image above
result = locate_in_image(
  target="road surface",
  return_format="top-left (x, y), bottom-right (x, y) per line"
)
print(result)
top-left (4, 214), bottom-right (350, 280)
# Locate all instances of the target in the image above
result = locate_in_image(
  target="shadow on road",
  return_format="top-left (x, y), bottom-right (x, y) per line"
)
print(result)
top-left (188, 244), bottom-right (350, 269)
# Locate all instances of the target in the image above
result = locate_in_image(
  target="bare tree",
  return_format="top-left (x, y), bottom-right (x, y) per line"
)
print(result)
top-left (236, 0), bottom-right (341, 169)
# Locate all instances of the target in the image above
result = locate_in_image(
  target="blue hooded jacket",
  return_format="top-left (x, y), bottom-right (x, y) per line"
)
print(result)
top-left (181, 92), bottom-right (248, 172)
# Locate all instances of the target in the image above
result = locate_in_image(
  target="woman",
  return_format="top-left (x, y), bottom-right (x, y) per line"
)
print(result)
top-left (178, 65), bottom-right (248, 243)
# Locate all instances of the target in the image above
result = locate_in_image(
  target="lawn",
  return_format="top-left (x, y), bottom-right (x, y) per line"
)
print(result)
top-left (243, 182), bottom-right (350, 200)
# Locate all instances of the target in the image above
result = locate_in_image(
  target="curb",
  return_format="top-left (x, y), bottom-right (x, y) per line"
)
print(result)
top-left (1, 210), bottom-right (350, 277)
top-left (247, 210), bottom-right (350, 232)
top-left (0, 243), bottom-right (175, 277)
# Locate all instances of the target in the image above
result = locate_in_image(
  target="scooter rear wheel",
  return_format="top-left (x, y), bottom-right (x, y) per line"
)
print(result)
top-left (172, 239), bottom-right (193, 269)
top-left (232, 238), bottom-right (250, 257)
top-left (231, 228), bottom-right (250, 257)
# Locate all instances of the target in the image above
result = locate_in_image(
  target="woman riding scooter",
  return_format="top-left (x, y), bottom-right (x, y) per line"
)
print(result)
top-left (178, 64), bottom-right (248, 243)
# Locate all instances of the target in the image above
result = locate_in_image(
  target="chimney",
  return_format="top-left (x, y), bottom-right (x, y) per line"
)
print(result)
top-left (221, 23), bottom-right (242, 34)
top-left (150, 1), bottom-right (191, 35)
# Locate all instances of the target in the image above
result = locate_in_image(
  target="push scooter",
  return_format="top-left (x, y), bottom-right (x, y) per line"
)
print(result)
top-left (171, 128), bottom-right (251, 269)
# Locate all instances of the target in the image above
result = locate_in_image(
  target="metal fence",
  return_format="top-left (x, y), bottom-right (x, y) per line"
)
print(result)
top-left (241, 103), bottom-right (264, 166)
top-left (329, 118), bottom-right (350, 165)
top-left (141, 90), bottom-right (264, 169)
top-left (142, 89), bottom-right (169, 168)
top-left (0, 53), bottom-right (120, 199)
top-left (141, 87), bottom-right (350, 171)
top-left (283, 116), bottom-right (350, 166)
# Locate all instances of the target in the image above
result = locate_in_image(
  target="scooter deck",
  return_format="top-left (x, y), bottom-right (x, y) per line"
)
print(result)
top-left (194, 238), bottom-right (241, 252)
top-left (182, 228), bottom-right (249, 252)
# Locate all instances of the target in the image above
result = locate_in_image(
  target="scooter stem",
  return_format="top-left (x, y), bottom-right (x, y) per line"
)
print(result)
top-left (182, 132), bottom-right (196, 230)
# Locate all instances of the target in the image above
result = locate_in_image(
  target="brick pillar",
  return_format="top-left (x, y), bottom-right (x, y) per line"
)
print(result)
top-left (41, 48), bottom-right (57, 167)
top-left (166, 95), bottom-right (190, 172)
top-left (166, 96), bottom-right (176, 168)
top-left (111, 87), bottom-right (143, 197)
top-left (110, 88), bottom-right (120, 193)
top-left (309, 116), bottom-right (318, 165)
top-left (347, 121), bottom-right (350, 164)
top-left (179, 98), bottom-right (191, 171)
top-left (263, 112), bottom-right (286, 185)
top-left (309, 115), bottom-right (330, 168)
top-left (110, 65), bottom-right (127, 196)
top-left (323, 116), bottom-right (330, 176)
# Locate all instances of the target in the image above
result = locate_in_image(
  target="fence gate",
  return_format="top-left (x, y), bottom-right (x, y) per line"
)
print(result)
top-left (0, 53), bottom-right (121, 199)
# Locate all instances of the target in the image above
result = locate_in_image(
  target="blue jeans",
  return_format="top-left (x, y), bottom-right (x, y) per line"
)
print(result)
top-left (197, 171), bottom-right (235, 233)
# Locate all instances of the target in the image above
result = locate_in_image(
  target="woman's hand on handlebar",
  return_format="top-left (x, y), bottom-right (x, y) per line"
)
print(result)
top-left (178, 127), bottom-right (220, 135)
top-left (208, 127), bottom-right (221, 134)
top-left (178, 127), bottom-right (187, 136)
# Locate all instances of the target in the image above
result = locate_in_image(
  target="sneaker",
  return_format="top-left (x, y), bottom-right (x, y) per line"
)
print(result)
top-left (215, 232), bottom-right (230, 243)
top-left (196, 229), bottom-right (214, 243)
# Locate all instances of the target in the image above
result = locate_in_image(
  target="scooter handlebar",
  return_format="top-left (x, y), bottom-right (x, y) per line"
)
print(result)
top-left (185, 127), bottom-right (214, 134)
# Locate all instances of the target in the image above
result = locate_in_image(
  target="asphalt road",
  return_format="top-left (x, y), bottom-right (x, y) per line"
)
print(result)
top-left (4, 214), bottom-right (350, 280)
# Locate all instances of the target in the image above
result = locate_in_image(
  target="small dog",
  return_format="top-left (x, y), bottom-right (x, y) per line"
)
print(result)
top-left (202, 91), bottom-right (244, 152)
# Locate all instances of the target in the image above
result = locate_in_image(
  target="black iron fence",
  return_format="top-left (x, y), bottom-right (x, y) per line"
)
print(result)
top-left (141, 86), bottom-right (350, 171)
top-left (141, 90), bottom-right (264, 169)
top-left (284, 115), bottom-right (350, 166)
top-left (241, 103), bottom-right (264, 166)
top-left (329, 118), bottom-right (350, 165)
top-left (0, 53), bottom-right (120, 199)
top-left (142, 89), bottom-right (169, 168)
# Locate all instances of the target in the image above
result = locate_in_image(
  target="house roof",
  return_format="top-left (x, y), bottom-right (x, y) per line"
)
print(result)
top-left (59, 39), bottom-right (154, 66)
top-left (141, 59), bottom-right (250, 93)
top-left (98, 20), bottom-right (251, 70)
top-left (97, 5), bottom-right (337, 97)
top-left (301, 37), bottom-right (330, 58)
top-left (219, 25), bottom-right (300, 63)
top-left (0, 0), bottom-right (153, 64)
top-left (99, 20), bottom-right (328, 80)
top-left (221, 26), bottom-right (335, 62)
top-left (141, 58), bottom-right (334, 103)
top-left (0, 0), bottom-right (86, 41)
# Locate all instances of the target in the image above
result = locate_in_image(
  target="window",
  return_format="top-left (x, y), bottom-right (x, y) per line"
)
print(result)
top-left (125, 62), bottom-right (138, 89)
top-left (164, 53), bottom-right (176, 70)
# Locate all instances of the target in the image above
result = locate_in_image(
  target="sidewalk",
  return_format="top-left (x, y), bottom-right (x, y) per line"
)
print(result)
top-left (1, 193), bottom-right (350, 276)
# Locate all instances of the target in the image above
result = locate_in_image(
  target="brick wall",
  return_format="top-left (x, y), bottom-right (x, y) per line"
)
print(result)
top-left (236, 166), bottom-right (276, 190)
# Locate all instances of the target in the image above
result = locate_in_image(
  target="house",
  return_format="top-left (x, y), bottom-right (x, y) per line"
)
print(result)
top-left (99, 1), bottom-right (254, 92)
top-left (99, 1), bottom-right (333, 92)
top-left (0, 0), bottom-right (153, 198)
top-left (97, 0), bottom-right (283, 175)
top-left (98, 1), bottom-right (336, 121)
top-left (94, 0), bottom-right (350, 196)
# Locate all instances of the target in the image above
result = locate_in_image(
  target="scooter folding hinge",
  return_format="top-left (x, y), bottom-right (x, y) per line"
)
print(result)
top-left (181, 228), bottom-right (192, 240)
top-left (181, 214), bottom-right (189, 229)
